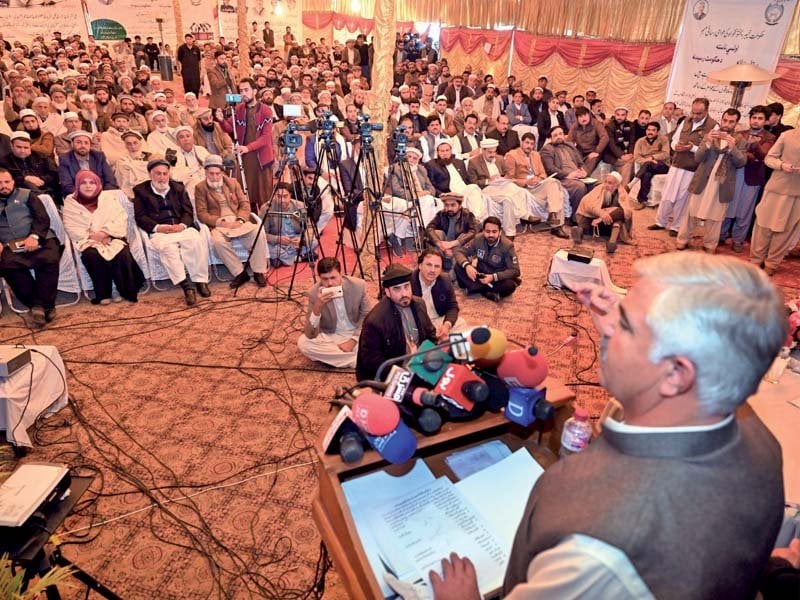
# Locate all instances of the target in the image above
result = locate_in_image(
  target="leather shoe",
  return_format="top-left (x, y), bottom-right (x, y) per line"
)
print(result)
top-left (485, 291), bottom-right (501, 303)
top-left (668, 230), bottom-right (678, 237)
top-left (550, 226), bottom-right (570, 239)
top-left (183, 288), bottom-right (197, 306)
top-left (647, 224), bottom-right (665, 231)
top-left (31, 306), bottom-right (46, 327)
top-left (196, 282), bottom-right (211, 297)
top-left (44, 308), bottom-right (56, 322)
top-left (253, 272), bottom-right (267, 287)
top-left (229, 271), bottom-right (250, 289)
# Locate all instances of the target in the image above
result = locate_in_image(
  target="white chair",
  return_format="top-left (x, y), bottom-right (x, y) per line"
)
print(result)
top-left (201, 214), bottom-right (264, 281)
top-left (2, 194), bottom-right (82, 313)
top-left (72, 191), bottom-right (151, 300)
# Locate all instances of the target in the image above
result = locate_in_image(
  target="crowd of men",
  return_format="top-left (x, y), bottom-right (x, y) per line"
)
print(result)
top-left (0, 25), bottom-right (798, 600)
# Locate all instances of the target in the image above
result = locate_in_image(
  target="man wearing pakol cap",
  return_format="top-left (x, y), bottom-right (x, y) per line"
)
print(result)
top-left (133, 158), bottom-right (210, 306)
top-left (356, 262), bottom-right (437, 382)
top-left (193, 108), bottom-right (234, 163)
top-left (17, 108), bottom-right (55, 160)
top-left (425, 192), bottom-right (479, 270)
top-left (100, 112), bottom-right (132, 167)
top-left (1, 131), bottom-right (61, 200)
top-left (453, 215), bottom-right (521, 302)
top-left (117, 94), bottom-right (149, 137)
top-left (194, 154), bottom-right (268, 288)
top-left (0, 167), bottom-right (63, 327)
top-left (602, 106), bottom-right (636, 185)
top-left (115, 130), bottom-right (161, 199)
top-left (572, 171), bottom-right (636, 254)
top-left (58, 130), bottom-right (118, 201)
top-left (676, 108), bottom-right (746, 254)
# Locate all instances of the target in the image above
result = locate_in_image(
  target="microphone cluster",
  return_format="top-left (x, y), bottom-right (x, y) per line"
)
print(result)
top-left (323, 327), bottom-right (556, 465)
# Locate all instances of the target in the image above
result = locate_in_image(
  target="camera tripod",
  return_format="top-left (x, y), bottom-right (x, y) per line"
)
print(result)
top-left (231, 126), bottom-right (322, 299)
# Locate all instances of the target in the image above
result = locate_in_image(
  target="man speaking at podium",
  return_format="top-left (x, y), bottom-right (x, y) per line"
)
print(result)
top-left (431, 253), bottom-right (786, 600)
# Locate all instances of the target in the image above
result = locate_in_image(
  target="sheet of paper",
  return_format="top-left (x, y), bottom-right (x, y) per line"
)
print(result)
top-left (367, 476), bottom-right (508, 596)
top-left (342, 460), bottom-right (436, 597)
top-left (455, 448), bottom-right (544, 547)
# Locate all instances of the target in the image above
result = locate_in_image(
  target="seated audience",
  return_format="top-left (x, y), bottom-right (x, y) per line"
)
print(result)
top-left (572, 171), bottom-right (635, 253)
top-left (453, 216), bottom-right (520, 302)
top-left (62, 170), bottom-right (144, 304)
top-left (411, 248), bottom-right (465, 341)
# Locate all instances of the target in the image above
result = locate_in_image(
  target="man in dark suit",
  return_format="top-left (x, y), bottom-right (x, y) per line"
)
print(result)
top-left (411, 247), bottom-right (463, 340)
top-left (485, 114), bottom-right (520, 156)
top-left (1, 132), bottom-right (61, 200)
top-left (262, 22), bottom-right (275, 48)
top-left (133, 159), bottom-right (210, 306)
top-left (57, 131), bottom-right (117, 201)
top-left (536, 97), bottom-right (568, 150)
top-left (356, 263), bottom-right (436, 382)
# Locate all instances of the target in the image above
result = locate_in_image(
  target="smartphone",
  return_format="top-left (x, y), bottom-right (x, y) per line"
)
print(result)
top-left (9, 239), bottom-right (27, 253)
top-left (323, 285), bottom-right (343, 299)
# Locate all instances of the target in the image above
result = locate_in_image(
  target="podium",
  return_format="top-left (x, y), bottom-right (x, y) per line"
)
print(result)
top-left (312, 378), bottom-right (575, 599)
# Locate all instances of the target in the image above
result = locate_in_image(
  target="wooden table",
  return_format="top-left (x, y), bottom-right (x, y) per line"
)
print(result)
top-left (312, 378), bottom-right (575, 600)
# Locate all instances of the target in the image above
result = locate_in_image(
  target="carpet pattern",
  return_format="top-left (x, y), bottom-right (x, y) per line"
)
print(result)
top-left (0, 207), bottom-right (797, 599)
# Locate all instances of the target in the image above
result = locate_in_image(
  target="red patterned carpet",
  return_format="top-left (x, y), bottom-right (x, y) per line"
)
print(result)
top-left (0, 207), bottom-right (797, 599)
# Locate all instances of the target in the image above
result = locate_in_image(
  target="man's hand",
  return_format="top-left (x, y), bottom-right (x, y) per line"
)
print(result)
top-left (312, 288), bottom-right (335, 315)
top-left (572, 282), bottom-right (619, 334)
top-left (23, 175), bottom-right (45, 188)
top-left (621, 153), bottom-right (633, 162)
top-left (478, 274), bottom-right (493, 285)
top-left (600, 210), bottom-right (613, 225)
top-left (22, 235), bottom-right (39, 252)
top-left (588, 151), bottom-right (599, 159)
top-left (436, 321), bottom-right (452, 342)
top-left (674, 142), bottom-right (692, 152)
top-left (782, 162), bottom-right (795, 173)
top-left (772, 538), bottom-right (800, 569)
top-left (430, 553), bottom-right (480, 600)
top-left (464, 264), bottom-right (478, 281)
top-left (89, 230), bottom-right (111, 243)
top-left (226, 220), bottom-right (243, 229)
top-left (235, 145), bottom-right (249, 155)
top-left (337, 338), bottom-right (357, 353)
top-left (488, 174), bottom-right (501, 182)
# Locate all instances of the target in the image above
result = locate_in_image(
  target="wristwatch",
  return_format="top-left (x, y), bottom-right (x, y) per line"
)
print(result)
top-left (29, 234), bottom-right (39, 240)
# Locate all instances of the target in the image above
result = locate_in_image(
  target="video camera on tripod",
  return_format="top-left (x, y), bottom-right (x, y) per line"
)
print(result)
top-left (392, 124), bottom-right (409, 159)
top-left (357, 114), bottom-right (383, 150)
top-left (279, 122), bottom-right (305, 162)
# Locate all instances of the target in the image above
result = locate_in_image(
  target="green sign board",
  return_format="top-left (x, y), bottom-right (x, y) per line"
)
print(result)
top-left (91, 19), bottom-right (127, 41)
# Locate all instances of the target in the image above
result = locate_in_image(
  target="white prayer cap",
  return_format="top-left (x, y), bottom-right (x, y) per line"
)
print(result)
top-left (149, 110), bottom-right (166, 119)
top-left (63, 111), bottom-right (79, 120)
top-left (68, 130), bottom-right (92, 141)
top-left (184, 92), bottom-right (197, 99)
top-left (479, 138), bottom-right (499, 149)
top-left (406, 147), bottom-right (422, 157)
top-left (79, 93), bottom-right (94, 102)
top-left (18, 109), bottom-right (37, 119)
top-left (280, 87), bottom-right (291, 94)
top-left (33, 96), bottom-right (51, 104)
top-left (398, 84), bottom-right (410, 91)
top-left (613, 106), bottom-right (630, 113)
top-left (10, 131), bottom-right (31, 142)
top-left (608, 171), bottom-right (623, 183)
top-left (586, 87), bottom-right (597, 93)
top-left (390, 96), bottom-right (401, 104)
top-left (435, 139), bottom-right (452, 149)
top-left (435, 94), bottom-right (447, 102)
top-left (174, 125), bottom-right (193, 136)
top-left (153, 92), bottom-right (166, 99)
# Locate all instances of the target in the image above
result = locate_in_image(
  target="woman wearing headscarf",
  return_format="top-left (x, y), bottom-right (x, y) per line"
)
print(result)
top-left (62, 170), bottom-right (144, 304)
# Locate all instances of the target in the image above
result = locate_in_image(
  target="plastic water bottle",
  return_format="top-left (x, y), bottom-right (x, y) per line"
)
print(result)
top-left (560, 407), bottom-right (592, 456)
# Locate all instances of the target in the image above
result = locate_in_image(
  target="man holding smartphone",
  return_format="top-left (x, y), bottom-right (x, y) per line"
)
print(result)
top-left (0, 168), bottom-right (62, 327)
top-left (297, 257), bottom-right (372, 369)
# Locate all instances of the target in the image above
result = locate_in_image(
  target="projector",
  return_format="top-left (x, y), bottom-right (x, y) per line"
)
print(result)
top-left (0, 346), bottom-right (32, 378)
top-left (567, 245), bottom-right (594, 264)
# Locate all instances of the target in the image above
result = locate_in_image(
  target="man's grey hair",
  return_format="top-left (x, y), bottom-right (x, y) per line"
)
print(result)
top-left (635, 253), bottom-right (786, 415)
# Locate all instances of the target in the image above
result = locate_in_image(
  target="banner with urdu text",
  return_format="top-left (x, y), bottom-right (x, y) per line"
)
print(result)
top-left (666, 0), bottom-right (796, 116)
top-left (86, 0), bottom-right (178, 52)
top-left (0, 0), bottom-right (87, 43)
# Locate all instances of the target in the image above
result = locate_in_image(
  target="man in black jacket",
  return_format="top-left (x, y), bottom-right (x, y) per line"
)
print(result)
top-left (0, 132), bottom-right (61, 200)
top-left (133, 159), bottom-right (210, 306)
top-left (453, 216), bottom-right (521, 302)
top-left (411, 248), bottom-right (464, 341)
top-left (603, 107), bottom-right (636, 185)
top-left (356, 263), bottom-right (436, 382)
top-left (425, 192), bottom-right (478, 270)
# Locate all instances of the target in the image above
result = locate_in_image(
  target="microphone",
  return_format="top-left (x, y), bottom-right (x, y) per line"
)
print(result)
top-left (449, 327), bottom-right (508, 363)
top-left (497, 346), bottom-right (549, 388)
top-left (330, 393), bottom-right (400, 436)
top-left (406, 340), bottom-right (452, 385)
top-left (504, 387), bottom-right (555, 427)
top-left (321, 406), bottom-right (367, 463)
top-left (433, 364), bottom-right (489, 416)
top-left (366, 420), bottom-right (417, 464)
top-left (399, 403), bottom-right (442, 435)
